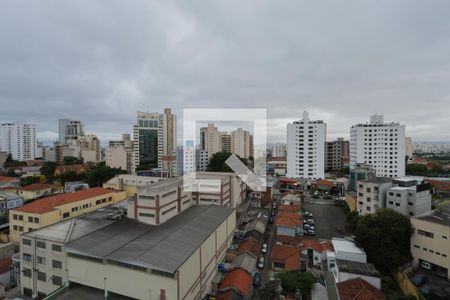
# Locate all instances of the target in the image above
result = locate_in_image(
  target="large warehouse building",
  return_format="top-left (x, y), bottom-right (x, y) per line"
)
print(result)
top-left (65, 205), bottom-right (236, 300)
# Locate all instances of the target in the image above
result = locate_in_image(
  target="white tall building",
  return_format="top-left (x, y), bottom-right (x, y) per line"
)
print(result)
top-left (0, 123), bottom-right (37, 161)
top-left (286, 111), bottom-right (326, 179)
top-left (271, 144), bottom-right (287, 158)
top-left (132, 109), bottom-right (176, 174)
top-left (405, 137), bottom-right (413, 160)
top-left (58, 119), bottom-right (84, 144)
top-left (231, 128), bottom-right (253, 159)
top-left (350, 115), bottom-right (405, 178)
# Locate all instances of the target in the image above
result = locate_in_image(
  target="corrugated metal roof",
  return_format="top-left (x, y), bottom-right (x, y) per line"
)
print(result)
top-left (66, 205), bottom-right (235, 273)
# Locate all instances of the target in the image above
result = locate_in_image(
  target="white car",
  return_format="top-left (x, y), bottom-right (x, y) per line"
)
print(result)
top-left (261, 243), bottom-right (268, 254)
top-left (257, 257), bottom-right (265, 269)
top-left (305, 219), bottom-right (315, 224)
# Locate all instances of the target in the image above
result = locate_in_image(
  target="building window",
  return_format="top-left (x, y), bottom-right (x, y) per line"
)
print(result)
top-left (22, 239), bottom-right (32, 246)
top-left (52, 276), bottom-right (63, 286)
top-left (37, 256), bottom-right (46, 265)
top-left (18, 226), bottom-right (23, 232)
top-left (13, 214), bottom-right (18, 220)
top-left (28, 216), bottom-right (33, 222)
top-left (37, 241), bottom-right (46, 249)
top-left (52, 244), bottom-right (62, 252)
top-left (37, 271), bottom-right (46, 282)
top-left (19, 215), bottom-right (23, 221)
top-left (417, 230), bottom-right (434, 238)
top-left (63, 212), bottom-right (70, 218)
top-left (443, 236), bottom-right (447, 239)
top-left (413, 245), bottom-right (420, 248)
top-left (96, 200), bottom-right (101, 205)
top-left (34, 217), bottom-right (39, 223)
top-left (162, 206), bottom-right (177, 215)
top-left (22, 268), bottom-right (32, 278)
top-left (52, 260), bottom-right (62, 269)
top-left (162, 190), bottom-right (177, 198)
top-left (23, 253), bottom-right (32, 262)
top-left (138, 212), bottom-right (154, 218)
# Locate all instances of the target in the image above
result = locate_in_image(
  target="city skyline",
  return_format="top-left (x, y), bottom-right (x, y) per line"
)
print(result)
top-left (1, 1), bottom-right (450, 143)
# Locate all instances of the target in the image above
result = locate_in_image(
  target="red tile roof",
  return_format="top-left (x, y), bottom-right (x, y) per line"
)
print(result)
top-left (317, 179), bottom-right (335, 187)
top-left (219, 268), bottom-right (252, 297)
top-left (276, 235), bottom-right (303, 247)
top-left (54, 164), bottom-right (90, 176)
top-left (337, 277), bottom-right (385, 300)
top-left (0, 256), bottom-right (12, 274)
top-left (427, 179), bottom-right (450, 192)
top-left (20, 183), bottom-right (51, 192)
top-left (271, 244), bottom-right (301, 271)
top-left (276, 211), bottom-right (302, 228)
top-left (300, 239), bottom-right (334, 253)
top-left (15, 188), bottom-right (116, 214)
top-left (237, 238), bottom-right (261, 258)
top-left (278, 204), bottom-right (302, 212)
top-left (0, 176), bottom-right (19, 183)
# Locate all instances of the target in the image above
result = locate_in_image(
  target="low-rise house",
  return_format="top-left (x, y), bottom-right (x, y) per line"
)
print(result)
top-left (331, 238), bottom-right (367, 264)
top-left (236, 237), bottom-right (261, 258)
top-left (0, 176), bottom-right (20, 189)
top-left (333, 259), bottom-right (381, 289)
top-left (411, 205), bottom-right (450, 279)
top-left (280, 192), bottom-right (301, 205)
top-left (271, 244), bottom-right (302, 272)
top-left (217, 268), bottom-right (252, 300)
top-left (231, 253), bottom-right (257, 275)
top-left (300, 239), bottom-right (334, 267)
top-left (18, 183), bottom-right (52, 201)
top-left (0, 192), bottom-right (23, 227)
top-left (276, 210), bottom-right (303, 237)
top-left (386, 177), bottom-right (431, 217)
top-left (9, 187), bottom-right (126, 243)
top-left (357, 177), bottom-right (393, 216)
top-left (336, 277), bottom-right (385, 300)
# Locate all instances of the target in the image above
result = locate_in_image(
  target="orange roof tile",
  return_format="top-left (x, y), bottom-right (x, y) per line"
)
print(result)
top-left (278, 204), bottom-right (302, 212)
top-left (237, 238), bottom-right (261, 258)
top-left (219, 268), bottom-right (252, 297)
top-left (271, 244), bottom-right (301, 271)
top-left (276, 235), bottom-right (303, 247)
top-left (0, 176), bottom-right (19, 183)
top-left (276, 211), bottom-right (302, 228)
top-left (20, 183), bottom-right (51, 192)
top-left (15, 188), bottom-right (116, 214)
top-left (54, 164), bottom-right (90, 176)
top-left (300, 239), bottom-right (334, 253)
top-left (317, 179), bottom-right (335, 187)
top-left (337, 277), bottom-right (385, 300)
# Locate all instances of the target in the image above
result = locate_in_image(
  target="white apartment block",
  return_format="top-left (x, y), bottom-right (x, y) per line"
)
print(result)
top-left (287, 111), bottom-right (326, 179)
top-left (386, 177), bottom-right (432, 217)
top-left (231, 128), bottom-right (253, 159)
top-left (271, 144), bottom-right (287, 158)
top-left (106, 134), bottom-right (133, 173)
top-left (357, 177), bottom-right (393, 216)
top-left (58, 119), bottom-right (84, 144)
top-left (1, 123), bottom-right (37, 161)
top-left (350, 114), bottom-right (405, 178)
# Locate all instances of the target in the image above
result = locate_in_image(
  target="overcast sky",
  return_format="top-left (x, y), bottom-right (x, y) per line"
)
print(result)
top-left (1, 0), bottom-right (450, 145)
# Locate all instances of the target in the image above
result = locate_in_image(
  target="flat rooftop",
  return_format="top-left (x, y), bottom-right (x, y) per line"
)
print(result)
top-left (360, 177), bottom-right (392, 184)
top-left (66, 205), bottom-right (235, 274)
top-left (22, 206), bottom-right (125, 243)
top-left (415, 205), bottom-right (450, 227)
top-left (394, 176), bottom-right (424, 182)
top-left (337, 259), bottom-right (380, 277)
top-left (105, 174), bottom-right (163, 186)
top-left (331, 238), bottom-right (365, 256)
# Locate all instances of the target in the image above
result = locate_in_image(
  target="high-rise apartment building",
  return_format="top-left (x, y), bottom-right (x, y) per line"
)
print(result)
top-left (200, 123), bottom-right (221, 159)
top-left (0, 123), bottom-right (37, 161)
top-left (286, 111), bottom-right (326, 179)
top-left (271, 144), bottom-right (287, 158)
top-left (231, 128), bottom-right (253, 159)
top-left (58, 119), bottom-right (84, 144)
top-left (326, 138), bottom-right (350, 171)
top-left (350, 115), bottom-right (405, 178)
top-left (132, 109), bottom-right (176, 174)
top-left (106, 134), bottom-right (133, 173)
top-left (220, 132), bottom-right (231, 153)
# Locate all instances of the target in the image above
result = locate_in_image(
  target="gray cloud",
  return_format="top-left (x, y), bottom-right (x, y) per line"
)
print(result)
top-left (1, 0), bottom-right (450, 145)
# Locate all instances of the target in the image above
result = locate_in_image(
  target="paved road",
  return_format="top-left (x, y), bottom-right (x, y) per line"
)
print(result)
top-left (303, 197), bottom-right (348, 240)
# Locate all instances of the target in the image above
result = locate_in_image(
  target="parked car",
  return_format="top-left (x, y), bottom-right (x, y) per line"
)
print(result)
top-left (261, 243), bottom-right (268, 254)
top-left (272, 202), bottom-right (277, 208)
top-left (305, 229), bottom-right (316, 236)
top-left (269, 216), bottom-right (274, 224)
top-left (421, 261), bottom-right (432, 270)
top-left (270, 210), bottom-right (275, 217)
top-left (410, 274), bottom-right (428, 286)
top-left (324, 195), bottom-right (332, 200)
top-left (304, 219), bottom-right (315, 225)
top-left (253, 272), bottom-right (261, 287)
top-left (257, 257), bottom-right (265, 269)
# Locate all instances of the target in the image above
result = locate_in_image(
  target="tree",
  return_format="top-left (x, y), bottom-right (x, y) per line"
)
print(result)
top-left (346, 210), bottom-right (360, 232)
top-left (83, 162), bottom-right (126, 187)
top-left (355, 209), bottom-right (413, 273)
top-left (278, 271), bottom-right (314, 296)
top-left (57, 171), bottom-right (84, 185)
top-left (40, 161), bottom-right (58, 183)
top-left (206, 151), bottom-right (248, 172)
top-left (4, 154), bottom-right (26, 168)
top-left (21, 176), bottom-right (40, 186)
top-left (6, 168), bottom-right (19, 177)
top-left (63, 156), bottom-right (84, 165)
